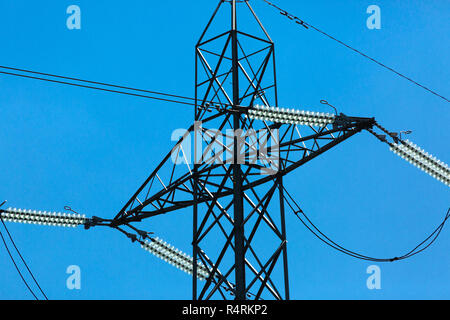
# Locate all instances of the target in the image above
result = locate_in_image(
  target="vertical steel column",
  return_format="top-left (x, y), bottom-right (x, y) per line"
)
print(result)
top-left (278, 176), bottom-right (290, 300)
top-left (193, 174), bottom-right (198, 300)
top-left (193, 46), bottom-right (199, 300)
top-left (231, 0), bottom-right (246, 301)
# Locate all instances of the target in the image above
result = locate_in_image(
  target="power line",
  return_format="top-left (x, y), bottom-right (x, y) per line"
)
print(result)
top-left (0, 217), bottom-right (48, 300)
top-left (282, 186), bottom-right (450, 262)
top-left (0, 219), bottom-right (39, 300)
top-left (0, 66), bottom-right (223, 110)
top-left (0, 65), bottom-right (198, 102)
top-left (260, 0), bottom-right (450, 103)
top-left (0, 69), bottom-right (197, 107)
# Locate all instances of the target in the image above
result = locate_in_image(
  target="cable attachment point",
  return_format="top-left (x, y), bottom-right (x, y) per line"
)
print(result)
top-left (333, 113), bottom-right (352, 128)
top-left (137, 229), bottom-right (154, 240)
top-left (388, 132), bottom-right (401, 144)
top-left (390, 134), bottom-right (404, 144)
top-left (127, 232), bottom-right (138, 243)
top-left (368, 130), bottom-right (388, 143)
top-left (84, 216), bottom-right (104, 230)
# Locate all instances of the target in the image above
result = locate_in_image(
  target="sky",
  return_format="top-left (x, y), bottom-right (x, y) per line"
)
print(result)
top-left (0, 0), bottom-right (449, 300)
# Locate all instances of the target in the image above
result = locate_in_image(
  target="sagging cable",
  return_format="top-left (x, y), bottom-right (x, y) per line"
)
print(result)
top-left (283, 186), bottom-right (450, 262)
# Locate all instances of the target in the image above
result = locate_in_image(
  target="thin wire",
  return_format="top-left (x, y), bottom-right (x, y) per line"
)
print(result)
top-left (260, 0), bottom-right (450, 103)
top-left (0, 220), bottom-right (39, 300)
top-left (282, 186), bottom-right (449, 262)
top-left (0, 66), bottom-right (224, 110)
top-left (0, 65), bottom-right (197, 102)
top-left (0, 217), bottom-right (48, 300)
top-left (0, 70), bottom-right (199, 106)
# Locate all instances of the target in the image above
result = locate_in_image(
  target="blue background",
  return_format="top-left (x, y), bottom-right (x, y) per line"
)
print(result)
top-left (0, 0), bottom-right (448, 300)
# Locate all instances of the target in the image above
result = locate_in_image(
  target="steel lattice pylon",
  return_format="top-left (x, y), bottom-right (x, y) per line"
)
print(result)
top-left (1, 0), bottom-right (448, 302)
top-left (112, 0), bottom-right (374, 300)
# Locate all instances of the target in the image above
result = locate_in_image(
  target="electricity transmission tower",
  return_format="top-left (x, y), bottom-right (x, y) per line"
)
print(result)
top-left (112, 0), bottom-right (375, 300)
top-left (1, 0), bottom-right (448, 301)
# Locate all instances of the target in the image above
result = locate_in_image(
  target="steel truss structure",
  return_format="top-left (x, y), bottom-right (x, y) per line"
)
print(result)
top-left (1, 0), bottom-right (449, 302)
top-left (109, 0), bottom-right (375, 300)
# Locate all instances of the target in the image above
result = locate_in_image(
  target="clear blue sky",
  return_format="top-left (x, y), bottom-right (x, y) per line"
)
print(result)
top-left (0, 0), bottom-right (448, 300)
